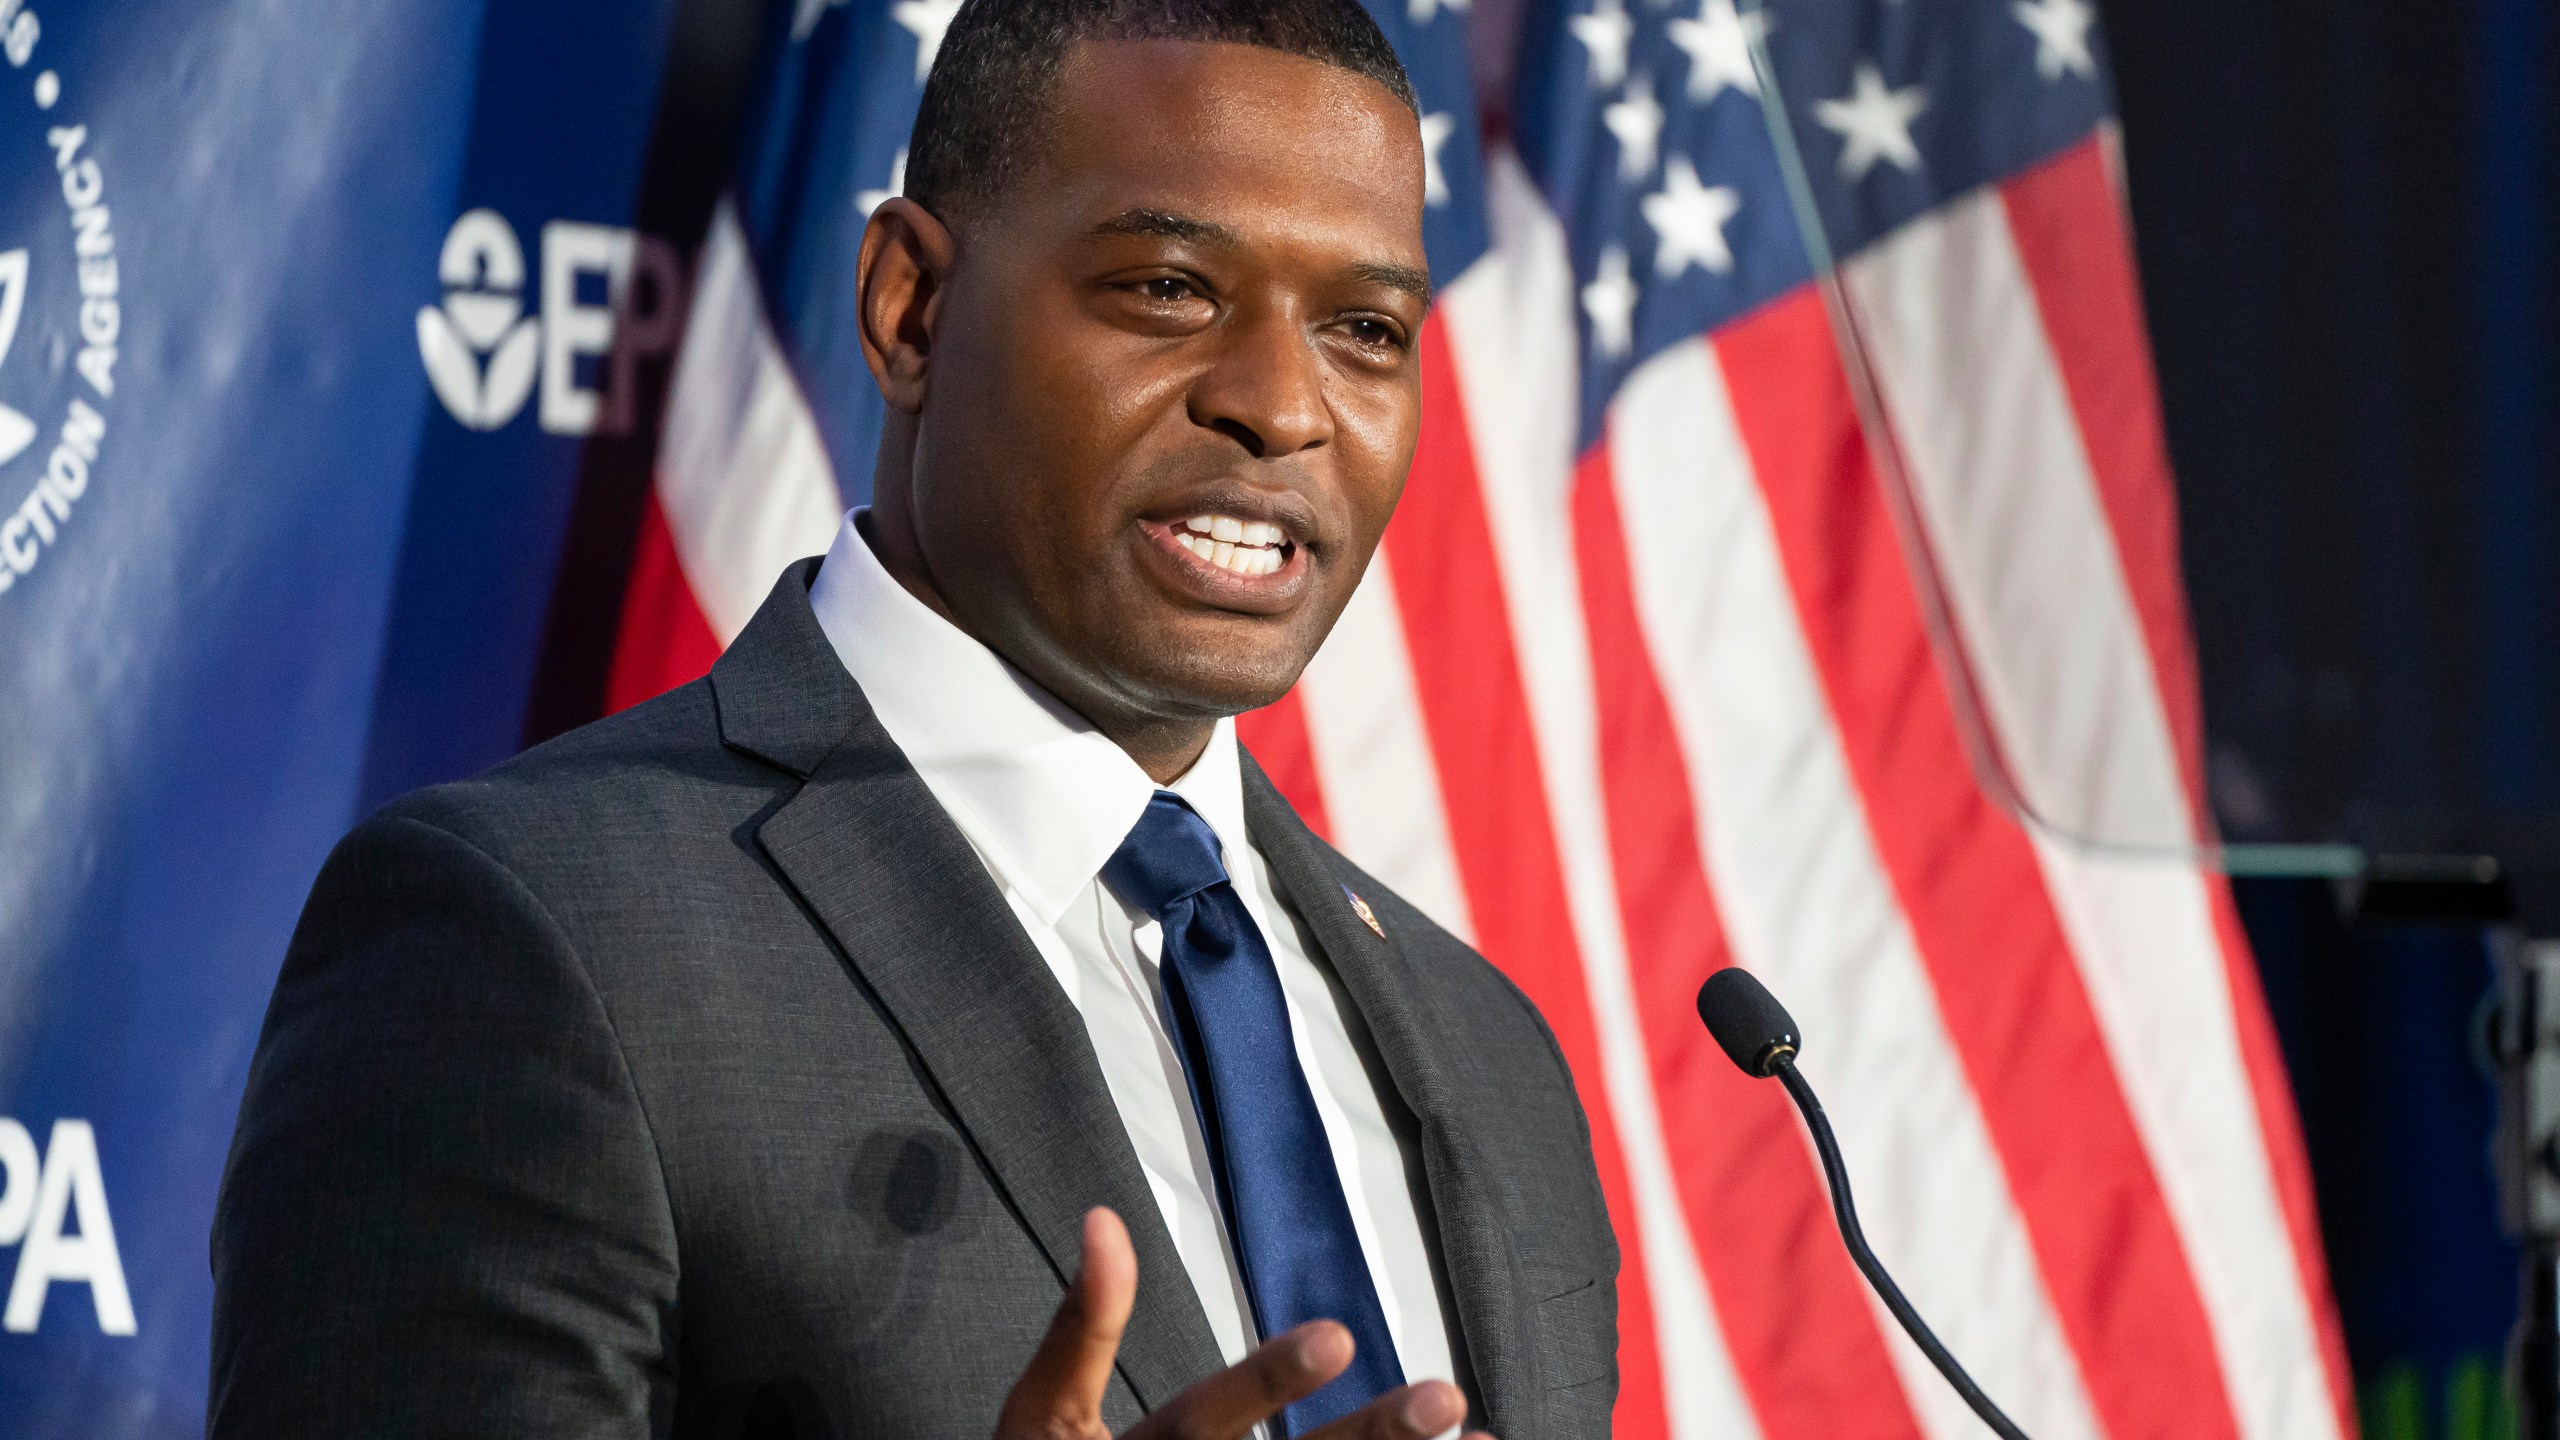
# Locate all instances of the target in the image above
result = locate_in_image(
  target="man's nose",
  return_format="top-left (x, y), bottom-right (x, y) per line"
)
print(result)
top-left (1186, 302), bottom-right (1333, 459)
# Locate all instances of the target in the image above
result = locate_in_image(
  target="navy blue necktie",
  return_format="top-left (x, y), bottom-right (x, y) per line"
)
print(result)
top-left (1103, 791), bottom-right (1405, 1437)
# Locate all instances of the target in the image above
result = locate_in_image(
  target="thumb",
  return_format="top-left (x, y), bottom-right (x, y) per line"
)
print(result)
top-left (998, 1208), bottom-right (1138, 1437)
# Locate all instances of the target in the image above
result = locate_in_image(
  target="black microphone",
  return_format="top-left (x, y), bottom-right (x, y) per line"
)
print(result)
top-left (1696, 968), bottom-right (2032, 1440)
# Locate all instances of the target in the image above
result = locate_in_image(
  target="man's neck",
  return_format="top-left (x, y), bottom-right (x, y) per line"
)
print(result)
top-left (853, 510), bottom-right (1216, 785)
top-left (855, 506), bottom-right (965, 629)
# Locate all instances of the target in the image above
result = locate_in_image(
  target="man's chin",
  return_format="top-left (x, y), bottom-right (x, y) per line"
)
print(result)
top-left (1104, 630), bottom-right (1314, 724)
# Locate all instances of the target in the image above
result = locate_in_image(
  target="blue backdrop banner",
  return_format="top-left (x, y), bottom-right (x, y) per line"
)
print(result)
top-left (0, 2), bottom-right (742, 1430)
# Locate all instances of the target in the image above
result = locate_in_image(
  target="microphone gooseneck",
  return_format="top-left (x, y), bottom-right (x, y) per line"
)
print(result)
top-left (1698, 969), bottom-right (2033, 1440)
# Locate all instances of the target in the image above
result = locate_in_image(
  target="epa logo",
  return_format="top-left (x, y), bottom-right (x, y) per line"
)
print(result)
top-left (0, 248), bottom-right (42, 466)
top-left (417, 208), bottom-right (685, 435)
top-left (0, 51), bottom-right (124, 601)
top-left (0, 1118), bottom-right (133, 1336)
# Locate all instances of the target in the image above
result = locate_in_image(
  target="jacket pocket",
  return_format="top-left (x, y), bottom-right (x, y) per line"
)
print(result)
top-left (1534, 1274), bottom-right (1618, 1440)
top-left (1531, 1272), bottom-right (1614, 1391)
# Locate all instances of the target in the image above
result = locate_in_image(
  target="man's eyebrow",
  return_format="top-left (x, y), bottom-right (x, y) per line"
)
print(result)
top-left (1089, 209), bottom-right (1434, 306)
top-left (1089, 208), bottom-right (1239, 245)
top-left (1350, 261), bottom-right (1434, 308)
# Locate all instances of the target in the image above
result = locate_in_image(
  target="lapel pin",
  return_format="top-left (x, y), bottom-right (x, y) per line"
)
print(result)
top-left (1343, 886), bottom-right (1385, 939)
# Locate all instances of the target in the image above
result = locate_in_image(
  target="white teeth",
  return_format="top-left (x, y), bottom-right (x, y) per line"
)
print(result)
top-left (1168, 515), bottom-right (1291, 576)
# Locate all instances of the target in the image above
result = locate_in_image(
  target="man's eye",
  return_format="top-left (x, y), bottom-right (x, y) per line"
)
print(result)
top-left (1347, 318), bottom-right (1403, 349)
top-left (1141, 277), bottom-right (1197, 302)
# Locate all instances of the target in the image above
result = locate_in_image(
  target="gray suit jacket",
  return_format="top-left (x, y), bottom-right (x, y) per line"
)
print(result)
top-left (210, 561), bottom-right (1618, 1440)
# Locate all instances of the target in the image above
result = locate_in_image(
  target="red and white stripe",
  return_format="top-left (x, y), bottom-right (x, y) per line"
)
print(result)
top-left (1837, 136), bottom-right (2351, 1440)
top-left (632, 133), bottom-right (2348, 1440)
top-left (607, 200), bottom-right (841, 713)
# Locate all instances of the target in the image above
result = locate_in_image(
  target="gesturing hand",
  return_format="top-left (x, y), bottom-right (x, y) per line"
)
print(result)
top-left (997, 1209), bottom-right (1489, 1440)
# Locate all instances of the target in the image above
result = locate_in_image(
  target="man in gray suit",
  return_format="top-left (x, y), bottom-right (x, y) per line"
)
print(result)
top-left (210, 2), bottom-right (1619, 1437)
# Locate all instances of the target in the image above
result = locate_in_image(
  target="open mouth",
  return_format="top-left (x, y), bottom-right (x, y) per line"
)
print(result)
top-left (1167, 513), bottom-right (1294, 578)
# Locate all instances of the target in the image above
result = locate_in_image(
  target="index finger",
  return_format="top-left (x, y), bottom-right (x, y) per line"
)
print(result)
top-left (1294, 1380), bottom-right (1473, 1440)
top-left (1126, 1321), bottom-right (1353, 1440)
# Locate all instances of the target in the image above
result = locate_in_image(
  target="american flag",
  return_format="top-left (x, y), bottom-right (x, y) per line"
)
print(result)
top-left (606, 1), bottom-right (2355, 1435)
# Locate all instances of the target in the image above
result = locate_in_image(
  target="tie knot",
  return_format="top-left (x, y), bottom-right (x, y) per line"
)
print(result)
top-left (1103, 792), bottom-right (1231, 919)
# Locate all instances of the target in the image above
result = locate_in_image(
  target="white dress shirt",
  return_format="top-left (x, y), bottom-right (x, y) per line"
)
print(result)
top-left (807, 512), bottom-right (1462, 1410)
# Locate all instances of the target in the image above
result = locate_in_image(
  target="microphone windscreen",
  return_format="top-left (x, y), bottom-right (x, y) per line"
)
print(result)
top-left (1696, 968), bottom-right (1802, 1077)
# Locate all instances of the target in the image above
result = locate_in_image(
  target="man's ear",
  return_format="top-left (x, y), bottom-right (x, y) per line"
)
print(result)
top-left (856, 197), bottom-right (955, 414)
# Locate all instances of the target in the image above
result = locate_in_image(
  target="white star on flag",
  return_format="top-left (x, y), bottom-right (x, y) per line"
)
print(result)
top-left (1418, 112), bottom-right (1455, 207)
top-left (1667, 0), bottom-right (1767, 103)
top-left (892, 0), bottom-right (963, 83)
top-left (1814, 63), bottom-right (1927, 180)
top-left (2012, 0), bottom-right (2097, 80)
top-left (1641, 156), bottom-right (1740, 277)
top-left (1602, 72), bottom-right (1666, 181)
top-left (1581, 244), bottom-right (1638, 357)
top-left (1569, 0), bottom-right (1636, 91)
top-left (1407, 0), bottom-right (1470, 23)
top-left (858, 147), bottom-right (907, 217)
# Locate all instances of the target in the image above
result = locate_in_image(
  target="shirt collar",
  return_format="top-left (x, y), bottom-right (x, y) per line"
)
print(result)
top-left (806, 510), bottom-right (1248, 925)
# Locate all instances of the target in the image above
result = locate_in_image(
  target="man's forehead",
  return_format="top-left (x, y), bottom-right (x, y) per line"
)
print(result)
top-left (1030, 41), bottom-right (1428, 263)
top-left (1046, 38), bottom-right (1422, 180)
top-left (1058, 35), bottom-right (1414, 113)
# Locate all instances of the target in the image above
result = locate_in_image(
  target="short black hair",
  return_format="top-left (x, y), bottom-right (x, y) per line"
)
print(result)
top-left (904, 0), bottom-right (1419, 224)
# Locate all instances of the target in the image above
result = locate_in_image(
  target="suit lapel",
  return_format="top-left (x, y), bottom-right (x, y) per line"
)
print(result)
top-left (1239, 757), bottom-right (1541, 1440)
top-left (711, 563), bottom-right (1227, 1412)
